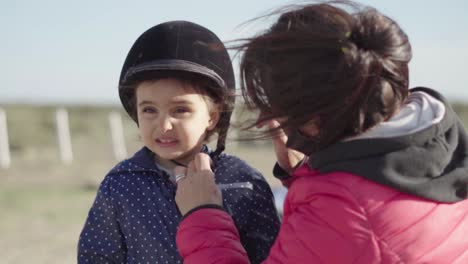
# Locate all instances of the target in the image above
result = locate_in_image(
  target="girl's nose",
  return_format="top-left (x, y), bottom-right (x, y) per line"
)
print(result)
top-left (159, 116), bottom-right (173, 132)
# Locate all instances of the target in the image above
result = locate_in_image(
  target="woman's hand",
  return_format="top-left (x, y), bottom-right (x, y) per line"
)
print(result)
top-left (174, 153), bottom-right (222, 216)
top-left (259, 119), bottom-right (306, 174)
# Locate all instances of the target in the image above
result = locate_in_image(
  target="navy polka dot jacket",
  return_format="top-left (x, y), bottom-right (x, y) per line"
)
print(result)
top-left (78, 146), bottom-right (280, 263)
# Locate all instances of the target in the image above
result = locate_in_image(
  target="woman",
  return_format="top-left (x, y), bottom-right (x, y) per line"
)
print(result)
top-left (173, 1), bottom-right (468, 263)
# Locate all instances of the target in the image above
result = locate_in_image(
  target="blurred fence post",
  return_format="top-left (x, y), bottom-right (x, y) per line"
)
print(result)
top-left (0, 108), bottom-right (11, 169)
top-left (109, 111), bottom-right (127, 161)
top-left (56, 108), bottom-right (73, 164)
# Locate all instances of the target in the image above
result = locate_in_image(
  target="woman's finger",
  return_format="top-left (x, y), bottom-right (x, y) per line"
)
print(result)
top-left (173, 166), bottom-right (187, 184)
top-left (267, 121), bottom-right (289, 151)
top-left (186, 158), bottom-right (196, 177)
top-left (174, 166), bottom-right (187, 176)
top-left (193, 153), bottom-right (212, 172)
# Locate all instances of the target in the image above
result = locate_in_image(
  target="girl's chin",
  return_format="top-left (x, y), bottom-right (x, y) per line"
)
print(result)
top-left (151, 145), bottom-right (202, 165)
top-left (154, 151), bottom-right (191, 164)
top-left (156, 152), bottom-right (183, 160)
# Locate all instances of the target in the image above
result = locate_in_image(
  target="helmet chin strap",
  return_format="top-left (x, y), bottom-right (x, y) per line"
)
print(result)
top-left (170, 145), bottom-right (218, 170)
top-left (170, 159), bottom-right (187, 167)
top-left (169, 145), bottom-right (205, 168)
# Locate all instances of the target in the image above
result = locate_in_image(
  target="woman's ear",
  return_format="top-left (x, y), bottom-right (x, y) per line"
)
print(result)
top-left (299, 117), bottom-right (320, 137)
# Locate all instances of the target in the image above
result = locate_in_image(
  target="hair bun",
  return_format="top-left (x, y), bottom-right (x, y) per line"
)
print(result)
top-left (348, 8), bottom-right (411, 63)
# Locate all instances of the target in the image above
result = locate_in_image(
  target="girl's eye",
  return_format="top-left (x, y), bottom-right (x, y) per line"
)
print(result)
top-left (142, 107), bottom-right (157, 114)
top-left (174, 107), bottom-right (190, 114)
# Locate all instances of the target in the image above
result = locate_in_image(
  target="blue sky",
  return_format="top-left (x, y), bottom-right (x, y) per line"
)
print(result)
top-left (1, 0), bottom-right (467, 104)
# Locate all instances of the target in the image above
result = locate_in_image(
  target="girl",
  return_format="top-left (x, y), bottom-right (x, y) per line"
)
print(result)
top-left (174, 2), bottom-right (468, 263)
top-left (78, 21), bottom-right (280, 263)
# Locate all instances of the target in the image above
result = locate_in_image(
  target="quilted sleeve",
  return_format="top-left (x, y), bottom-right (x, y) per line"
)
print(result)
top-left (176, 207), bottom-right (250, 264)
top-left (177, 177), bottom-right (382, 264)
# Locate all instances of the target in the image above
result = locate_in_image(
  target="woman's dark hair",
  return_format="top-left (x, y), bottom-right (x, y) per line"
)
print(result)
top-left (237, 0), bottom-right (412, 151)
top-left (120, 70), bottom-right (234, 141)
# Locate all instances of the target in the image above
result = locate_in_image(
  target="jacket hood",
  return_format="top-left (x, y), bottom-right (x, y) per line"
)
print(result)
top-left (309, 87), bottom-right (468, 202)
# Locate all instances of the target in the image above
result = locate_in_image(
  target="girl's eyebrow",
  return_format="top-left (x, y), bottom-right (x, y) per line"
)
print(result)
top-left (137, 100), bottom-right (155, 107)
top-left (137, 99), bottom-right (194, 107)
top-left (170, 99), bottom-right (193, 105)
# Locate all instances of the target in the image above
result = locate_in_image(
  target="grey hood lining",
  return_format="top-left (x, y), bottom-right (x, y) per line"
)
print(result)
top-left (309, 87), bottom-right (468, 202)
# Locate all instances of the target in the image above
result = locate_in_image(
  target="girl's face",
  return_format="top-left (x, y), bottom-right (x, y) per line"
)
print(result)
top-left (136, 78), bottom-right (219, 166)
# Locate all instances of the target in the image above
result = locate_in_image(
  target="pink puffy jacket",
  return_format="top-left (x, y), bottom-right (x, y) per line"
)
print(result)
top-left (177, 164), bottom-right (468, 263)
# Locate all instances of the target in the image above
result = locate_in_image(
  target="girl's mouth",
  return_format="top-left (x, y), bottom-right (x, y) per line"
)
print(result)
top-left (156, 138), bottom-right (178, 147)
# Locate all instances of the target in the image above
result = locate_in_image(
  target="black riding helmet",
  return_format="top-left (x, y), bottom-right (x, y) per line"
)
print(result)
top-left (119, 21), bottom-right (235, 156)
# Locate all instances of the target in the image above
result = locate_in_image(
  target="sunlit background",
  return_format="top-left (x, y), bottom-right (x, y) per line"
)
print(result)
top-left (1, 0), bottom-right (467, 263)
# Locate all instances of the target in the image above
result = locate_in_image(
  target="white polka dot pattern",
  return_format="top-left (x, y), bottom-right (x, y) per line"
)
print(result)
top-left (78, 146), bottom-right (280, 263)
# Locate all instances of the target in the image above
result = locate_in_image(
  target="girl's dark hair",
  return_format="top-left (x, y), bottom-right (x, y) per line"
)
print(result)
top-left (120, 70), bottom-right (234, 141)
top-left (238, 1), bottom-right (412, 151)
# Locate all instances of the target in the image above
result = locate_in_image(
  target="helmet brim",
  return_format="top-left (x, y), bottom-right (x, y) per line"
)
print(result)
top-left (121, 59), bottom-right (226, 89)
